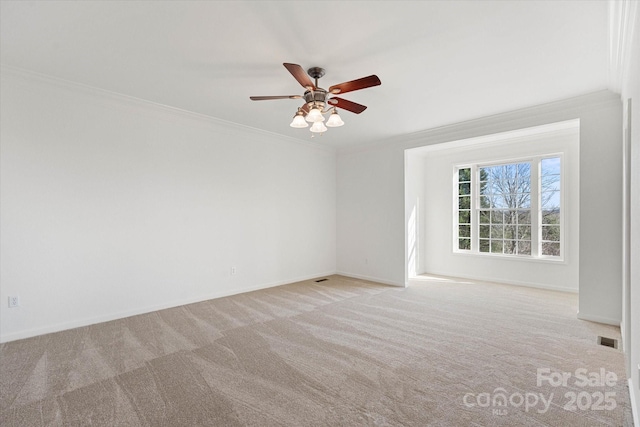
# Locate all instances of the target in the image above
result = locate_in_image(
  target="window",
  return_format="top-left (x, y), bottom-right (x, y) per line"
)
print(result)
top-left (455, 156), bottom-right (562, 259)
top-left (457, 168), bottom-right (471, 250)
top-left (540, 158), bottom-right (561, 256)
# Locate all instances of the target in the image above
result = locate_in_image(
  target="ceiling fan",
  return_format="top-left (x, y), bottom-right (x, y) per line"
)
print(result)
top-left (250, 63), bottom-right (381, 135)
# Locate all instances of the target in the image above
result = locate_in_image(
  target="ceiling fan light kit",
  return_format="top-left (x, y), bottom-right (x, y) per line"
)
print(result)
top-left (250, 63), bottom-right (381, 136)
top-left (310, 121), bottom-right (328, 133)
top-left (290, 112), bottom-right (308, 128)
top-left (326, 110), bottom-right (344, 127)
top-left (306, 107), bottom-right (324, 123)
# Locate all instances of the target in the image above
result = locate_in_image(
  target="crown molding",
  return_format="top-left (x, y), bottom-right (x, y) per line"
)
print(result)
top-left (339, 89), bottom-right (620, 156)
top-left (608, 0), bottom-right (639, 95)
top-left (409, 119), bottom-right (579, 157)
top-left (0, 64), bottom-right (336, 154)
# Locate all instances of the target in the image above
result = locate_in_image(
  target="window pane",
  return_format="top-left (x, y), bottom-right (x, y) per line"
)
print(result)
top-left (541, 191), bottom-right (560, 209)
top-left (479, 195), bottom-right (491, 208)
top-left (459, 238), bottom-right (471, 250)
top-left (541, 157), bottom-right (561, 175)
top-left (504, 240), bottom-right (517, 254)
top-left (479, 167), bottom-right (490, 181)
top-left (542, 175), bottom-right (561, 192)
top-left (493, 196), bottom-right (508, 209)
top-left (504, 225), bottom-right (516, 239)
top-left (516, 165), bottom-right (531, 193)
top-left (491, 225), bottom-right (503, 238)
top-left (542, 242), bottom-right (560, 256)
top-left (517, 210), bottom-right (531, 224)
top-left (479, 239), bottom-right (490, 252)
top-left (503, 211), bottom-right (517, 227)
top-left (479, 181), bottom-right (490, 195)
top-left (490, 211), bottom-right (503, 224)
top-left (459, 210), bottom-right (470, 223)
top-left (459, 182), bottom-right (471, 195)
top-left (459, 225), bottom-right (471, 238)
top-left (542, 225), bottom-right (560, 242)
top-left (479, 167), bottom-right (492, 180)
top-left (479, 225), bottom-right (490, 238)
top-left (492, 193), bottom-right (531, 209)
top-left (488, 180), bottom-right (502, 195)
top-left (459, 168), bottom-right (471, 182)
top-left (517, 225), bottom-right (531, 239)
top-left (517, 241), bottom-right (531, 255)
top-left (459, 196), bottom-right (470, 209)
top-left (541, 209), bottom-right (560, 225)
top-left (479, 210), bottom-right (490, 224)
top-left (506, 210), bottom-right (518, 224)
top-left (491, 240), bottom-right (503, 253)
top-left (516, 194), bottom-right (530, 208)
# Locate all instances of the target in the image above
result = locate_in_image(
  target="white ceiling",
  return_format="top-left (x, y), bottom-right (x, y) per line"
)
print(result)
top-left (0, 1), bottom-right (611, 148)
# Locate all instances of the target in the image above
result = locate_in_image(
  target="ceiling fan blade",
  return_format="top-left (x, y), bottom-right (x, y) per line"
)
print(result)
top-left (283, 63), bottom-right (316, 90)
top-left (328, 97), bottom-right (367, 114)
top-left (300, 103), bottom-right (311, 114)
top-left (250, 95), bottom-right (302, 101)
top-left (329, 75), bottom-right (381, 95)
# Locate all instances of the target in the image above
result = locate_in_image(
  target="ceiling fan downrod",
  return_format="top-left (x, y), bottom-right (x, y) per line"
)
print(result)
top-left (307, 67), bottom-right (325, 88)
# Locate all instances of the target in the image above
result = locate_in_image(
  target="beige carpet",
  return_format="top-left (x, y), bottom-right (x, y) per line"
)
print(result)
top-left (0, 275), bottom-right (633, 426)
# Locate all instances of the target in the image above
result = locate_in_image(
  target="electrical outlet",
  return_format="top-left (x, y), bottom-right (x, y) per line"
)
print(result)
top-left (231, 267), bottom-right (236, 276)
top-left (8, 296), bottom-right (20, 308)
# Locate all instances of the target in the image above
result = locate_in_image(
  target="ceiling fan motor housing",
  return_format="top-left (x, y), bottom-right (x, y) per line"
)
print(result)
top-left (304, 88), bottom-right (328, 108)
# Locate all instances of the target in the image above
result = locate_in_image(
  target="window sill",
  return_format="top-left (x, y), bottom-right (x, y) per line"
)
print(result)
top-left (452, 250), bottom-right (566, 264)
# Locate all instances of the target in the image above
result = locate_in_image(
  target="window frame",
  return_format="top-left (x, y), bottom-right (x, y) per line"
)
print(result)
top-left (453, 154), bottom-right (564, 261)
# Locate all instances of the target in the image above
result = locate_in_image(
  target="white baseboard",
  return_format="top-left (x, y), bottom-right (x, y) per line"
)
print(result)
top-left (630, 377), bottom-right (639, 427)
top-left (421, 269), bottom-right (578, 294)
top-left (576, 311), bottom-right (621, 326)
top-left (335, 271), bottom-right (406, 288)
top-left (0, 271), bottom-right (337, 343)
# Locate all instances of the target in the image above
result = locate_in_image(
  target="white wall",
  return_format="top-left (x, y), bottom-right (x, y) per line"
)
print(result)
top-left (405, 153), bottom-right (426, 278)
top-left (338, 90), bottom-right (622, 324)
top-left (0, 68), bottom-right (337, 342)
top-left (576, 100), bottom-right (624, 325)
top-left (414, 123), bottom-right (579, 292)
top-left (621, 3), bottom-right (640, 422)
top-left (337, 147), bottom-right (406, 286)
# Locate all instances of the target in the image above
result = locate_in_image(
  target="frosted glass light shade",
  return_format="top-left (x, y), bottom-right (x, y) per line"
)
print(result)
top-left (310, 121), bottom-right (328, 133)
top-left (290, 114), bottom-right (308, 128)
top-left (305, 107), bottom-right (324, 122)
top-left (326, 111), bottom-right (344, 127)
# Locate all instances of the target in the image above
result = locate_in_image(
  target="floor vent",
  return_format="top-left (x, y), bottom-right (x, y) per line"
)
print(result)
top-left (597, 336), bottom-right (618, 349)
top-left (315, 278), bottom-right (328, 283)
